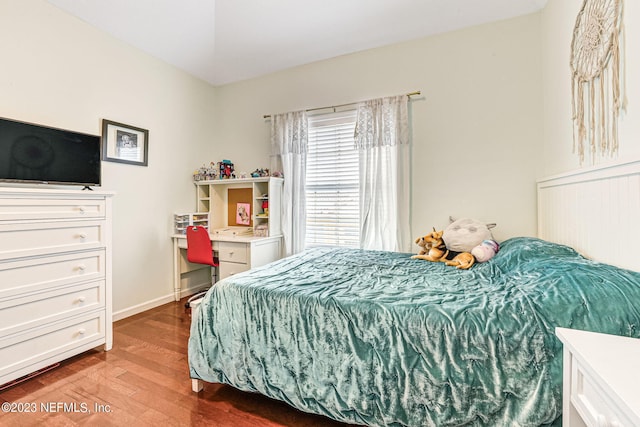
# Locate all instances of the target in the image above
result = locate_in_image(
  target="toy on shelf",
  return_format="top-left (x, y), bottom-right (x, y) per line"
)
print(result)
top-left (251, 168), bottom-right (270, 178)
top-left (218, 160), bottom-right (235, 179)
top-left (193, 162), bottom-right (217, 181)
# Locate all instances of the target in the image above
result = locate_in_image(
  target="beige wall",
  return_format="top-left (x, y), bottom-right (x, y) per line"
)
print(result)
top-left (1, 1), bottom-right (548, 317)
top-left (541, 0), bottom-right (640, 176)
top-left (214, 13), bottom-right (543, 243)
top-left (0, 0), bottom-right (216, 317)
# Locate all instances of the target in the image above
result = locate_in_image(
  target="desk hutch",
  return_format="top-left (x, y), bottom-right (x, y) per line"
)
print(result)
top-left (172, 177), bottom-right (284, 300)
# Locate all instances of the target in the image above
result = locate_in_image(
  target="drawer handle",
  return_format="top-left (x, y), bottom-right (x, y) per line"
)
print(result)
top-left (75, 296), bottom-right (86, 304)
top-left (77, 233), bottom-right (87, 239)
top-left (76, 264), bottom-right (86, 273)
top-left (78, 206), bottom-right (86, 214)
top-left (76, 328), bottom-right (86, 336)
top-left (229, 251), bottom-right (234, 256)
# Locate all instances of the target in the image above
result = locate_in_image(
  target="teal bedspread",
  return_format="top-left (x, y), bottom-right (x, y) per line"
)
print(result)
top-left (188, 237), bottom-right (640, 426)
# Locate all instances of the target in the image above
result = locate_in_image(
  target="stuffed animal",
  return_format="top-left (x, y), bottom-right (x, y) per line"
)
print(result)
top-left (412, 228), bottom-right (448, 260)
top-left (471, 239), bottom-right (500, 262)
top-left (411, 228), bottom-right (475, 270)
top-left (442, 217), bottom-right (496, 253)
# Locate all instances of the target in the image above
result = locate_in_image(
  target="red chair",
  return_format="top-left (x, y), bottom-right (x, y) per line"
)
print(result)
top-left (187, 225), bottom-right (218, 266)
top-left (185, 226), bottom-right (218, 307)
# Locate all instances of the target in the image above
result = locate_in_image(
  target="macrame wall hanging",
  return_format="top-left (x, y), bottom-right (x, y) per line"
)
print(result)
top-left (570, 0), bottom-right (625, 163)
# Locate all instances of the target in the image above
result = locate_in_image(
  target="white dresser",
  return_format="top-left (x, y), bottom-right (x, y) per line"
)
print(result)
top-left (556, 327), bottom-right (640, 427)
top-left (0, 187), bottom-right (114, 386)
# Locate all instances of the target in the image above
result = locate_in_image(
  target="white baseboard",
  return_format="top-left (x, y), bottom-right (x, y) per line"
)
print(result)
top-left (112, 284), bottom-right (210, 322)
top-left (112, 294), bottom-right (174, 322)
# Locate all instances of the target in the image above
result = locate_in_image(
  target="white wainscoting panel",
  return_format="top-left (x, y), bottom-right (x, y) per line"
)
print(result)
top-left (537, 160), bottom-right (640, 272)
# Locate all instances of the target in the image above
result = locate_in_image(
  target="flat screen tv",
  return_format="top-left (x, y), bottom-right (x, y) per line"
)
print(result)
top-left (0, 116), bottom-right (101, 187)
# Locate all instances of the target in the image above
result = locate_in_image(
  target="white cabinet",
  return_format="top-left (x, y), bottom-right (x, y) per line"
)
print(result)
top-left (216, 237), bottom-right (281, 280)
top-left (556, 327), bottom-right (640, 427)
top-left (0, 187), bottom-right (114, 386)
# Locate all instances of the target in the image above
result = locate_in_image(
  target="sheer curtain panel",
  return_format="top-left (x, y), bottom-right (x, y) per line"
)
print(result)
top-left (354, 95), bottom-right (411, 252)
top-left (271, 111), bottom-right (308, 256)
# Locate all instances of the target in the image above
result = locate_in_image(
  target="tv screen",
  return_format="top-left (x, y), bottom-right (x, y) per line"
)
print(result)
top-left (0, 116), bottom-right (101, 187)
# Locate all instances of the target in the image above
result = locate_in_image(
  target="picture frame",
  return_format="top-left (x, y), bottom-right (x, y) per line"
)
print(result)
top-left (236, 202), bottom-right (251, 225)
top-left (101, 119), bottom-right (149, 166)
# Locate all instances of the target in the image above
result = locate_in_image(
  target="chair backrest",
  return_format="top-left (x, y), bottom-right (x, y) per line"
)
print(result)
top-left (186, 226), bottom-right (217, 266)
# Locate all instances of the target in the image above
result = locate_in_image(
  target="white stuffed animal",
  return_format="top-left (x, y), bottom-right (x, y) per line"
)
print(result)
top-left (471, 239), bottom-right (500, 262)
top-left (442, 217), bottom-right (496, 253)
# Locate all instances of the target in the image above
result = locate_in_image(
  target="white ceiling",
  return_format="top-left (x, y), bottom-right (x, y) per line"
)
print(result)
top-left (46, 0), bottom-right (548, 86)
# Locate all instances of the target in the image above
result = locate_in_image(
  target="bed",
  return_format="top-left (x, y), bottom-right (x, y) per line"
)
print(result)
top-left (188, 237), bottom-right (640, 426)
top-left (189, 160), bottom-right (640, 426)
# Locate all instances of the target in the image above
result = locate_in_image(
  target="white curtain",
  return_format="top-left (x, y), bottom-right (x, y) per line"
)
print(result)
top-left (271, 111), bottom-right (308, 256)
top-left (354, 95), bottom-right (411, 252)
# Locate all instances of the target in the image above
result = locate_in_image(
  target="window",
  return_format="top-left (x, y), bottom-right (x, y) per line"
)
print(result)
top-left (305, 110), bottom-right (359, 248)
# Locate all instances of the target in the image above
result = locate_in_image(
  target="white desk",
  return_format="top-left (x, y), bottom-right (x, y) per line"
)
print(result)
top-left (172, 233), bottom-right (282, 301)
top-left (556, 327), bottom-right (640, 427)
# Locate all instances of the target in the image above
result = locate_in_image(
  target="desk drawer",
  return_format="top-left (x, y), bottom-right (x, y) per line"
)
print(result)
top-left (0, 220), bottom-right (105, 261)
top-left (0, 281), bottom-right (104, 336)
top-left (218, 242), bottom-right (248, 264)
top-left (219, 261), bottom-right (250, 280)
top-left (0, 197), bottom-right (105, 221)
top-left (0, 250), bottom-right (105, 298)
top-left (0, 312), bottom-right (105, 378)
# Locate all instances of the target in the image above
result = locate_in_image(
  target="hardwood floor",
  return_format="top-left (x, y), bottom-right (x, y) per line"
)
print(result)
top-left (0, 298), bottom-right (352, 426)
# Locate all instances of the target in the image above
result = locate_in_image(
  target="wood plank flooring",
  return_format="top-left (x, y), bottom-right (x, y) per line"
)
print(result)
top-left (0, 298), bottom-right (352, 426)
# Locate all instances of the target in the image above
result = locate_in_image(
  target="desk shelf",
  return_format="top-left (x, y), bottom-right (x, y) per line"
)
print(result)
top-left (194, 177), bottom-right (282, 237)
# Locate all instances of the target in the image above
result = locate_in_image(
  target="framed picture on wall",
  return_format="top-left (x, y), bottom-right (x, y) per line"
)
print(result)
top-left (101, 119), bottom-right (149, 166)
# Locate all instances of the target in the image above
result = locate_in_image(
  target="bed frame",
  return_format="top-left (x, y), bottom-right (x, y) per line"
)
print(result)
top-left (538, 159), bottom-right (640, 273)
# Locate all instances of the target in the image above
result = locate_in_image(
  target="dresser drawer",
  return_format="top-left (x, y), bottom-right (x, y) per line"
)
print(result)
top-left (0, 281), bottom-right (104, 336)
top-left (0, 220), bottom-right (105, 261)
top-left (0, 250), bottom-right (105, 299)
top-left (218, 242), bottom-right (248, 264)
top-left (0, 197), bottom-right (105, 222)
top-left (570, 355), bottom-right (627, 427)
top-left (0, 312), bottom-right (105, 381)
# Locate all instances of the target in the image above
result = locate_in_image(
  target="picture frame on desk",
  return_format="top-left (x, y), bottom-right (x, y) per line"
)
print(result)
top-left (101, 119), bottom-right (149, 166)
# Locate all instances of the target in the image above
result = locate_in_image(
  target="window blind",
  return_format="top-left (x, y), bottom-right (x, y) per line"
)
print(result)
top-left (305, 110), bottom-right (359, 248)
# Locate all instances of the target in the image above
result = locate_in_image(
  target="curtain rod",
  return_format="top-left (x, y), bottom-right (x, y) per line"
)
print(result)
top-left (263, 91), bottom-right (421, 119)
